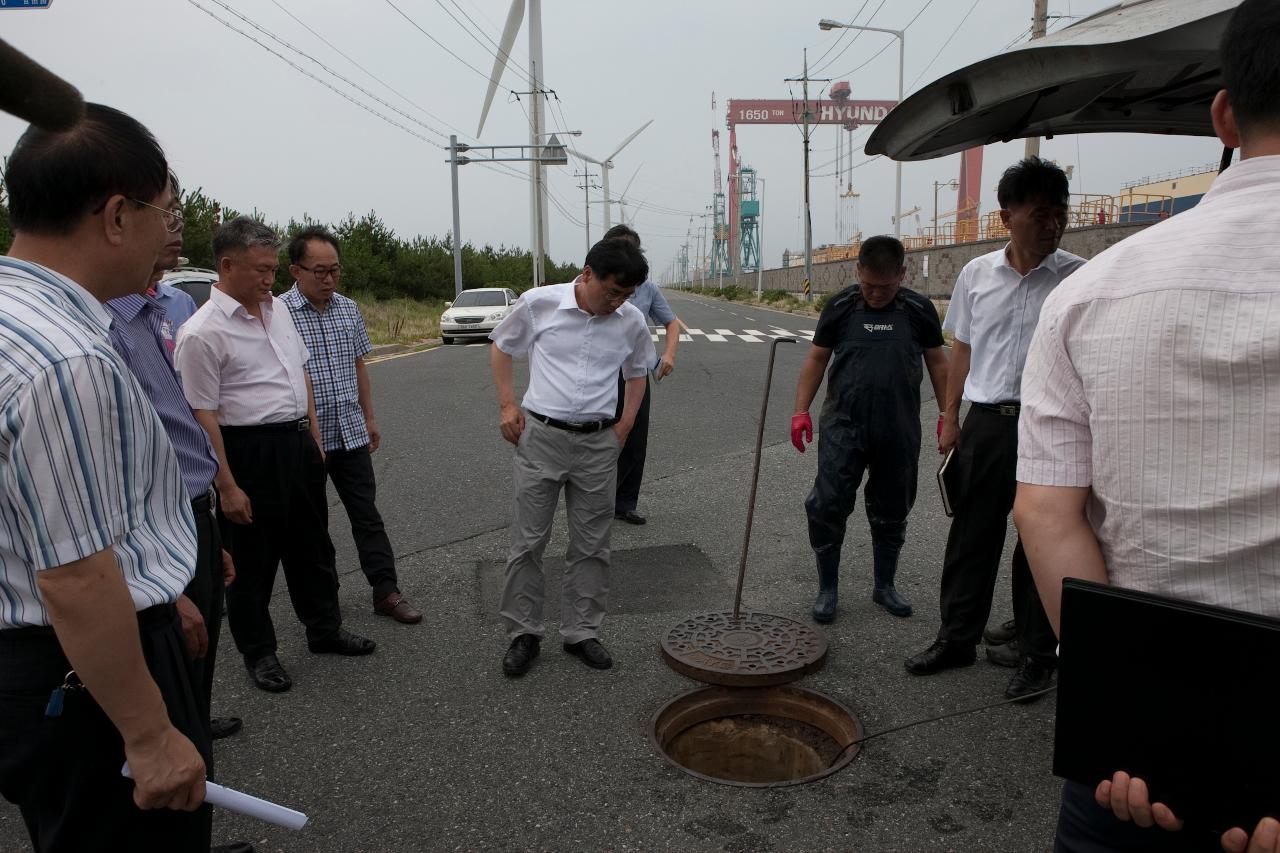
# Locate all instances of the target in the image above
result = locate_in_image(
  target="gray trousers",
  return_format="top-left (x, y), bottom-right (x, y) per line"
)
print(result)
top-left (499, 413), bottom-right (619, 643)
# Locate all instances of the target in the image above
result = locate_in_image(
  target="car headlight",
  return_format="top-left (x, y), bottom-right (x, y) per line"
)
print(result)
top-left (441, 312), bottom-right (453, 322)
top-left (486, 311), bottom-right (505, 321)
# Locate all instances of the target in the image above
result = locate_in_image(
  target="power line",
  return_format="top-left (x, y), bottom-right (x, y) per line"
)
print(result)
top-left (428, 0), bottom-right (535, 89)
top-left (809, 0), bottom-right (872, 70)
top-left (906, 0), bottom-right (982, 92)
top-left (381, 0), bottom-right (514, 90)
top-left (812, 0), bottom-right (888, 75)
top-left (196, 0), bottom-right (452, 142)
top-left (826, 0), bottom-right (937, 80)
top-left (185, 0), bottom-right (438, 144)
top-left (267, 0), bottom-right (471, 140)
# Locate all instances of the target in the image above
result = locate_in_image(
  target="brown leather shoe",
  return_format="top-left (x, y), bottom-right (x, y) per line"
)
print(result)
top-left (374, 591), bottom-right (422, 624)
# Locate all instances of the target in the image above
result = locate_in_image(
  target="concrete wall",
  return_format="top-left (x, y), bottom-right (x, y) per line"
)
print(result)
top-left (679, 222), bottom-right (1152, 300)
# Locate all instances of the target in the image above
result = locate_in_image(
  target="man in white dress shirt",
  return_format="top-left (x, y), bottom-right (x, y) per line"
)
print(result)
top-left (489, 237), bottom-right (654, 677)
top-left (1015, 1), bottom-right (1280, 848)
top-left (904, 157), bottom-right (1085, 703)
top-left (176, 217), bottom-right (375, 694)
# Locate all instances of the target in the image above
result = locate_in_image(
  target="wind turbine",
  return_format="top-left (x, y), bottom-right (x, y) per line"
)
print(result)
top-left (613, 164), bottom-right (643, 227)
top-left (567, 120), bottom-right (652, 231)
top-left (477, 0), bottom-right (555, 285)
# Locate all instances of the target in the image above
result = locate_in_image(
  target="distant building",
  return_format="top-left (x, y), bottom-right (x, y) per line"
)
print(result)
top-left (1119, 163), bottom-right (1218, 221)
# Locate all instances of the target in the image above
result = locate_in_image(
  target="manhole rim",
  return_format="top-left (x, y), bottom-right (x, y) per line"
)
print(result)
top-left (650, 684), bottom-right (864, 788)
top-left (659, 610), bottom-right (830, 687)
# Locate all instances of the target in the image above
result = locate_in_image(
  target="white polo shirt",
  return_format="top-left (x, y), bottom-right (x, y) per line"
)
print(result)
top-left (490, 282), bottom-right (655, 421)
top-left (944, 246), bottom-right (1085, 404)
top-left (175, 287), bottom-right (311, 426)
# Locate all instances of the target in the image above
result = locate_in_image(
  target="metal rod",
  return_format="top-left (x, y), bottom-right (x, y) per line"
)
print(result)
top-left (449, 135), bottom-right (464, 298)
top-left (733, 336), bottom-right (797, 618)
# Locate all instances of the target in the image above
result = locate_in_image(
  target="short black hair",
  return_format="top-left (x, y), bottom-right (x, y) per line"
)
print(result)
top-left (4, 102), bottom-right (168, 236)
top-left (584, 236), bottom-right (648, 287)
top-left (601, 224), bottom-right (640, 247)
top-left (857, 235), bottom-right (905, 276)
top-left (288, 226), bottom-right (342, 264)
top-left (1221, 0), bottom-right (1280, 134)
top-left (213, 217), bottom-right (281, 266)
top-left (996, 156), bottom-right (1069, 209)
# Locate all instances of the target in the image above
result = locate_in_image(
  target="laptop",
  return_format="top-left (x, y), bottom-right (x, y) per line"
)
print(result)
top-left (1054, 578), bottom-right (1280, 836)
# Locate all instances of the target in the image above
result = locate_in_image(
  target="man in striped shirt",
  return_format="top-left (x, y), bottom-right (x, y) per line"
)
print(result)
top-left (0, 104), bottom-right (209, 851)
top-left (1015, 1), bottom-right (1280, 849)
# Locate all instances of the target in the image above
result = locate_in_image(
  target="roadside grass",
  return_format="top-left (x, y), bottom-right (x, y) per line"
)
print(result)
top-left (347, 292), bottom-right (445, 346)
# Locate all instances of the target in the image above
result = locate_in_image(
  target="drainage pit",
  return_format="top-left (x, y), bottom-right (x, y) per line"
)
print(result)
top-left (651, 685), bottom-right (862, 787)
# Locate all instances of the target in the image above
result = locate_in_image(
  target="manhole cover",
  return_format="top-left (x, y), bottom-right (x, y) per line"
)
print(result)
top-left (651, 685), bottom-right (862, 787)
top-left (660, 611), bottom-right (828, 687)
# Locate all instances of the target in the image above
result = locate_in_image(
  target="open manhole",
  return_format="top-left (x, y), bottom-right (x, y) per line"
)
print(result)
top-left (651, 685), bottom-right (863, 788)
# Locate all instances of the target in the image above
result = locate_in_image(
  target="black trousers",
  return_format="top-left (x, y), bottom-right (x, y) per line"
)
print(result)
top-left (936, 405), bottom-right (1057, 663)
top-left (805, 419), bottom-right (919, 555)
top-left (184, 492), bottom-right (223, 775)
top-left (0, 606), bottom-right (212, 853)
top-left (220, 426), bottom-right (342, 661)
top-left (614, 372), bottom-right (651, 514)
top-left (326, 445), bottom-right (399, 601)
top-left (1054, 781), bottom-right (1207, 852)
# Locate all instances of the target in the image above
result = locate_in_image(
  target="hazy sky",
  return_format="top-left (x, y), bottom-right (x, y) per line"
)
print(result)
top-left (1, 0), bottom-right (1223, 282)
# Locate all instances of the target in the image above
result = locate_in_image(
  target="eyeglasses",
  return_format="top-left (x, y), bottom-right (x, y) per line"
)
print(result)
top-left (128, 197), bottom-right (184, 233)
top-left (297, 263), bottom-right (342, 280)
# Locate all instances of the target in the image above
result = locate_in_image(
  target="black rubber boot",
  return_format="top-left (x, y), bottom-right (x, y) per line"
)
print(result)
top-left (812, 548), bottom-right (839, 623)
top-left (871, 543), bottom-right (912, 618)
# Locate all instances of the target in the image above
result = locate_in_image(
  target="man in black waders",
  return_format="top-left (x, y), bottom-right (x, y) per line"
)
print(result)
top-left (791, 236), bottom-right (948, 623)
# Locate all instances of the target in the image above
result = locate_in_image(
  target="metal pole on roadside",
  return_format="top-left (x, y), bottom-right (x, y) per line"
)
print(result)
top-left (757, 177), bottom-right (765, 299)
top-left (1024, 0), bottom-right (1049, 158)
top-left (449, 134), bottom-right (464, 298)
top-left (802, 50), bottom-right (814, 302)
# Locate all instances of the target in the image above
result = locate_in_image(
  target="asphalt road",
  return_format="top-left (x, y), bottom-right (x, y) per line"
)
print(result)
top-left (0, 289), bottom-right (1060, 852)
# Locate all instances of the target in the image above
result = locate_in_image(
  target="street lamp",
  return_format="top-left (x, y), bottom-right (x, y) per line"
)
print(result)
top-left (818, 18), bottom-right (905, 239)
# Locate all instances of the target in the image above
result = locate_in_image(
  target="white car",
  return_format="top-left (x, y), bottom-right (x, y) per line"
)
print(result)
top-left (160, 266), bottom-right (219, 307)
top-left (440, 287), bottom-right (519, 344)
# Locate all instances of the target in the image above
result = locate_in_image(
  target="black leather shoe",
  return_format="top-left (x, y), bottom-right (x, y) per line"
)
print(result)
top-left (904, 639), bottom-right (977, 676)
top-left (872, 585), bottom-right (913, 618)
top-left (985, 640), bottom-right (1021, 668)
top-left (210, 716), bottom-right (243, 740)
top-left (246, 654), bottom-right (292, 692)
top-left (307, 628), bottom-right (377, 656)
top-left (812, 588), bottom-right (837, 623)
top-left (563, 638), bottom-right (613, 670)
top-left (503, 634), bottom-right (540, 677)
top-left (614, 510), bottom-right (646, 525)
top-left (983, 618), bottom-right (1017, 645)
top-left (1005, 657), bottom-right (1056, 702)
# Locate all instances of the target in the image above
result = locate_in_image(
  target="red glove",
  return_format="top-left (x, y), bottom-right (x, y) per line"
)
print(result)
top-left (937, 413), bottom-right (945, 440)
top-left (791, 412), bottom-right (813, 452)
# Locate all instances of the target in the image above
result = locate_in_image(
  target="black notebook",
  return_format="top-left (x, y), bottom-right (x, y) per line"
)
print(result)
top-left (1054, 578), bottom-right (1280, 835)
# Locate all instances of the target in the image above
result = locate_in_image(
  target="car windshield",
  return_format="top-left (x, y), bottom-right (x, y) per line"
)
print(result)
top-left (452, 291), bottom-right (506, 308)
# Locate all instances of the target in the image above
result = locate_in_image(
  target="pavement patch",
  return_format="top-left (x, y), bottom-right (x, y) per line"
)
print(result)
top-left (475, 543), bottom-right (730, 617)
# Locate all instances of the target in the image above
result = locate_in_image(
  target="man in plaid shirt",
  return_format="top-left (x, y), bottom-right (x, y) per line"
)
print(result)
top-left (281, 227), bottom-right (422, 624)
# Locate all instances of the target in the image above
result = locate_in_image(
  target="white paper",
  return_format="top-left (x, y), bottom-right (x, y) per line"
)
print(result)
top-left (121, 764), bottom-right (308, 830)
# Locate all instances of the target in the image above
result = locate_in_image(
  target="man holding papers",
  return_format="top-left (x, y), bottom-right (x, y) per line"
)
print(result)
top-left (1014, 0), bottom-right (1280, 848)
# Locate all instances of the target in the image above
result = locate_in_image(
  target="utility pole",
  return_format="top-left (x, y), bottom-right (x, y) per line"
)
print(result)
top-left (757, 177), bottom-right (765, 299)
top-left (1024, 0), bottom-right (1050, 159)
top-left (786, 50), bottom-right (828, 302)
top-left (575, 169), bottom-right (600, 256)
top-left (449, 135), bottom-right (465, 298)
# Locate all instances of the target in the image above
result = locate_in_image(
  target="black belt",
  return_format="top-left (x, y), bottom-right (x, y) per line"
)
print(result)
top-left (527, 410), bottom-right (617, 433)
top-left (0, 602), bottom-right (176, 641)
top-left (972, 401), bottom-right (1021, 416)
top-left (221, 417), bottom-right (310, 434)
top-left (192, 487), bottom-right (215, 515)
